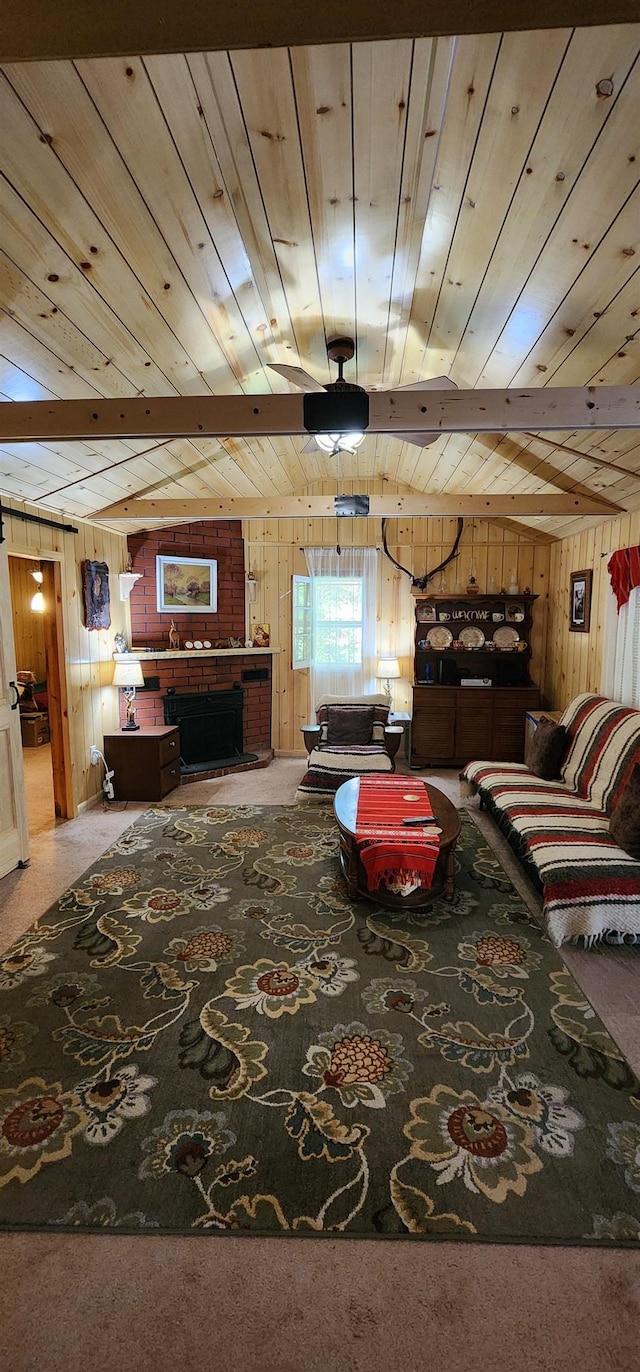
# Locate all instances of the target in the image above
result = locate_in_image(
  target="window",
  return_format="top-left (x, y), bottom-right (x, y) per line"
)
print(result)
top-left (293, 574), bottom-right (365, 669)
top-left (292, 574), bottom-right (311, 669)
top-left (294, 548), bottom-right (378, 698)
top-left (312, 575), bottom-right (363, 666)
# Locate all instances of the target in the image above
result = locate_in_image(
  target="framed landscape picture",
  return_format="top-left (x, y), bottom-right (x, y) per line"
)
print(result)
top-left (156, 555), bottom-right (217, 613)
top-left (569, 569), bottom-right (592, 633)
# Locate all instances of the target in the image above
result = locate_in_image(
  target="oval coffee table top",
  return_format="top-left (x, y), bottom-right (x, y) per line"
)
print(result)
top-left (333, 776), bottom-right (461, 848)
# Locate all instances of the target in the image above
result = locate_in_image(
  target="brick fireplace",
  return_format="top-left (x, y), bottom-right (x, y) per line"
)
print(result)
top-left (120, 521), bottom-right (273, 768)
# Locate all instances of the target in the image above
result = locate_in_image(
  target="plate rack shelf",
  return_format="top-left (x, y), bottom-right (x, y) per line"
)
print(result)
top-left (415, 593), bottom-right (538, 688)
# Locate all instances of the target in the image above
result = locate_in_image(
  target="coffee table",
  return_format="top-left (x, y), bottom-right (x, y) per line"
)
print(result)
top-left (333, 776), bottom-right (461, 911)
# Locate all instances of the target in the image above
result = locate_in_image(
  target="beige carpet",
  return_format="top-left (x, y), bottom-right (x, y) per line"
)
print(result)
top-left (1, 757), bottom-right (639, 1371)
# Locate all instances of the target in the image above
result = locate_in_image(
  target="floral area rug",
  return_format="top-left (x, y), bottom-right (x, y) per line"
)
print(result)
top-left (1, 803), bottom-right (639, 1244)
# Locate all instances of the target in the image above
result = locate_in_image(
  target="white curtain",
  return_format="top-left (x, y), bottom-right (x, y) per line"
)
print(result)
top-left (600, 581), bottom-right (640, 707)
top-left (304, 546), bottom-right (378, 704)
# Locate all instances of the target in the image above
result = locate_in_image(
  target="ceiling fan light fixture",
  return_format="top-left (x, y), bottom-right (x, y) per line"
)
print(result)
top-left (315, 431), bottom-right (365, 456)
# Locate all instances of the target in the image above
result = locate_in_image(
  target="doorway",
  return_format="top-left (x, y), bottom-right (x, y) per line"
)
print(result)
top-left (8, 554), bottom-right (73, 832)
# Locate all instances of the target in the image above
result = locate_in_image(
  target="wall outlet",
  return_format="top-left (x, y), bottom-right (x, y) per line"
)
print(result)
top-left (90, 745), bottom-right (101, 766)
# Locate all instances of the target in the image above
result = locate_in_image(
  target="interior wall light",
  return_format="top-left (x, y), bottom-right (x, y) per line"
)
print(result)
top-left (112, 658), bottom-right (145, 731)
top-left (376, 655), bottom-right (401, 706)
top-left (30, 567), bottom-right (45, 613)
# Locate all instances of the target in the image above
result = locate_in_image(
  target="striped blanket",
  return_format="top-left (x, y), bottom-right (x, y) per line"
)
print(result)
top-left (462, 693), bottom-right (640, 946)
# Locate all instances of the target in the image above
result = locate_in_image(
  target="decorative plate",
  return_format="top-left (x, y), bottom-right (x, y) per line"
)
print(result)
top-left (493, 625), bottom-right (520, 650)
top-left (416, 603), bottom-right (437, 623)
top-left (202, 640), bottom-right (212, 649)
top-left (193, 640), bottom-right (203, 650)
top-left (183, 640), bottom-right (194, 650)
top-left (425, 625), bottom-right (454, 649)
top-left (459, 626), bottom-right (485, 649)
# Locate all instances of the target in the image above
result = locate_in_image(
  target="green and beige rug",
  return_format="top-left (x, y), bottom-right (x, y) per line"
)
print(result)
top-left (1, 804), bottom-right (639, 1244)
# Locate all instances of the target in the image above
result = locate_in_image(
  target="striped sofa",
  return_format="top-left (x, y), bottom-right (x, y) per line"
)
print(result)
top-left (462, 693), bottom-right (640, 946)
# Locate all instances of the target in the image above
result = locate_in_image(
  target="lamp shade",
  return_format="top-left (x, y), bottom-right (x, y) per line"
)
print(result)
top-left (112, 660), bottom-right (145, 688)
top-left (376, 656), bottom-right (401, 680)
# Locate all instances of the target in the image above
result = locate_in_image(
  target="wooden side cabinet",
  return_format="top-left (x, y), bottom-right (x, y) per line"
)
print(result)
top-left (103, 726), bottom-right (181, 801)
top-left (411, 686), bottom-right (540, 768)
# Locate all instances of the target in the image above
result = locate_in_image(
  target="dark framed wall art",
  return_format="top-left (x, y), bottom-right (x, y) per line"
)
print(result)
top-left (82, 560), bottom-right (111, 630)
top-left (569, 569), bottom-right (592, 633)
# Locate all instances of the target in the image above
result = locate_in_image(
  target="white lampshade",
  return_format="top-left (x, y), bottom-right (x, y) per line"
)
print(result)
top-left (376, 656), bottom-right (401, 680)
top-left (112, 660), bottom-right (145, 688)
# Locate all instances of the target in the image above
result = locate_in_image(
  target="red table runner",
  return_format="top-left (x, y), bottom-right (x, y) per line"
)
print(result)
top-left (354, 775), bottom-right (440, 894)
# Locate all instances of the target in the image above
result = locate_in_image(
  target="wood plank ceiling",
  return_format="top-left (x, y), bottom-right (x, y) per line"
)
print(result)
top-left (0, 23), bottom-right (639, 536)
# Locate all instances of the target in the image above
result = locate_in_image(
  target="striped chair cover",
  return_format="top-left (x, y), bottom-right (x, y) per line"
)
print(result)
top-left (462, 695), bottom-right (640, 946)
top-left (297, 695), bottom-right (394, 800)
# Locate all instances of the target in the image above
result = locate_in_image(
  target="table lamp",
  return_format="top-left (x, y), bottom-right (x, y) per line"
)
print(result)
top-left (112, 659), bottom-right (145, 730)
top-left (376, 655), bottom-right (401, 706)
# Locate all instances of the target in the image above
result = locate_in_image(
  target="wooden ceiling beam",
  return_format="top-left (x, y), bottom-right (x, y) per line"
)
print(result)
top-left (0, 387), bottom-right (638, 443)
top-left (1, 1), bottom-right (636, 64)
top-left (92, 493), bottom-right (621, 522)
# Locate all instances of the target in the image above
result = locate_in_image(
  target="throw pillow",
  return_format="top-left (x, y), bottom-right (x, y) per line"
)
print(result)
top-left (609, 763), bottom-right (640, 859)
top-left (528, 716), bottom-right (568, 780)
top-left (326, 705), bottom-right (375, 746)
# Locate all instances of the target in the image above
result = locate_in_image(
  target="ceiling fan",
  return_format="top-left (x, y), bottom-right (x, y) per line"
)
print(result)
top-left (268, 336), bottom-right (458, 455)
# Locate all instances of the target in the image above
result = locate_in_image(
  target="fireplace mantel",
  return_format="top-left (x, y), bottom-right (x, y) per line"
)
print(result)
top-left (114, 648), bottom-right (278, 663)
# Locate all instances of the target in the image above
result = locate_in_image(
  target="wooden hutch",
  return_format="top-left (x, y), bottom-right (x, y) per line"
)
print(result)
top-left (411, 592), bottom-right (540, 768)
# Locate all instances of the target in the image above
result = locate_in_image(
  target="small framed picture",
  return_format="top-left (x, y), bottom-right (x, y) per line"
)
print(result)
top-left (569, 569), bottom-right (592, 633)
top-left (156, 555), bottom-right (217, 613)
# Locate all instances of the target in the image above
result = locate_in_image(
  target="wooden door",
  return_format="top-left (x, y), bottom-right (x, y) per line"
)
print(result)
top-left (0, 541), bottom-right (29, 878)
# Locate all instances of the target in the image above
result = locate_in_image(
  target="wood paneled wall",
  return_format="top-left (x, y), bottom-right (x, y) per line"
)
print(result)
top-left (3, 500), bottom-right (129, 810)
top-left (244, 482), bottom-right (551, 752)
top-left (544, 510), bottom-right (640, 711)
top-left (8, 555), bottom-right (47, 682)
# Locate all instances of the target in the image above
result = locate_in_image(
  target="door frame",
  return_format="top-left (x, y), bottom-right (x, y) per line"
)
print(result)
top-left (8, 547), bottom-right (74, 820)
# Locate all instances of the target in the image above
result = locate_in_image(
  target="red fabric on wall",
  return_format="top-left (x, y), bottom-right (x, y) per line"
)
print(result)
top-left (608, 546), bottom-right (640, 612)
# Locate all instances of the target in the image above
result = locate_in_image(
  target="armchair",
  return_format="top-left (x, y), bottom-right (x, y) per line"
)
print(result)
top-left (297, 694), bottom-right (403, 801)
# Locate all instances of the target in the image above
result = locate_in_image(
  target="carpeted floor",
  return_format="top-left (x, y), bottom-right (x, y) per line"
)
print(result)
top-left (2, 801), bottom-right (639, 1246)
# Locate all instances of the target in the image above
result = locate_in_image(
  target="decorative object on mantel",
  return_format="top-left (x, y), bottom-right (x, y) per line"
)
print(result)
top-left (113, 631), bottom-right (128, 655)
top-left (156, 553), bottom-right (217, 613)
top-left (168, 619), bottom-right (180, 651)
top-left (252, 623), bottom-right (270, 648)
top-left (246, 569), bottom-right (258, 603)
top-left (464, 562), bottom-right (480, 595)
top-left (507, 571), bottom-right (520, 595)
top-left (82, 560), bottom-right (110, 630)
top-left (112, 658), bottom-right (144, 730)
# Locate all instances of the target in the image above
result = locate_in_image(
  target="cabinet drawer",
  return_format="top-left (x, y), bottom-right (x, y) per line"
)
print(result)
top-left (159, 759), bottom-right (181, 797)
top-left (159, 729), bottom-right (180, 767)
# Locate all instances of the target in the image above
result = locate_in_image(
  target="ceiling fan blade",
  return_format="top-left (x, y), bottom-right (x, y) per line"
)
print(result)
top-left (267, 363), bottom-right (325, 393)
top-left (394, 375), bottom-right (459, 391)
top-left (390, 432), bottom-right (441, 448)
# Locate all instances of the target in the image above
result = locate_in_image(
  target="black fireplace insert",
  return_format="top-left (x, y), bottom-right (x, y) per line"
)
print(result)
top-left (163, 685), bottom-right (257, 774)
